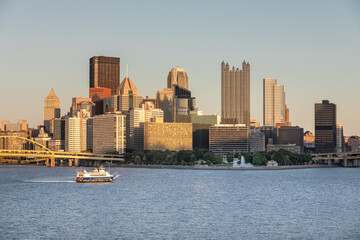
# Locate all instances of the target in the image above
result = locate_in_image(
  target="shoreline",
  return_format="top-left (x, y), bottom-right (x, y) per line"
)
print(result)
top-left (114, 164), bottom-right (338, 171)
top-left (0, 163), bottom-right (338, 171)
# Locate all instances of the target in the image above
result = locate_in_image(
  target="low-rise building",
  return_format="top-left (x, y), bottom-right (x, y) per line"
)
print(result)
top-left (267, 144), bottom-right (301, 154)
top-left (267, 160), bottom-right (278, 167)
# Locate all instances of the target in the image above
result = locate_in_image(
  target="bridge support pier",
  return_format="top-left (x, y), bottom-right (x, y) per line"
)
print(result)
top-left (46, 158), bottom-right (50, 167)
top-left (50, 157), bottom-right (55, 167)
top-left (74, 158), bottom-right (79, 167)
top-left (69, 159), bottom-right (73, 167)
top-left (344, 156), bottom-right (348, 167)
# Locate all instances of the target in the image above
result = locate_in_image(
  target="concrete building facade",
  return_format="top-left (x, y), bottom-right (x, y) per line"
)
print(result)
top-left (209, 124), bottom-right (249, 155)
top-left (93, 114), bottom-right (126, 154)
top-left (250, 127), bottom-right (266, 153)
top-left (143, 122), bottom-right (192, 151)
top-left (277, 126), bottom-right (304, 153)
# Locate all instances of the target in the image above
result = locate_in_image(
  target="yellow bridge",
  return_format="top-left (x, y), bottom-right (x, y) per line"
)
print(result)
top-left (0, 136), bottom-right (124, 167)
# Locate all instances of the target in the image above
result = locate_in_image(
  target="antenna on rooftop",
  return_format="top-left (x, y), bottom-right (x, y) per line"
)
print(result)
top-left (126, 64), bottom-right (128, 78)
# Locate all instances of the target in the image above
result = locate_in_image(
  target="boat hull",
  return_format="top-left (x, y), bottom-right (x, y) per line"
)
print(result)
top-left (76, 176), bottom-right (113, 183)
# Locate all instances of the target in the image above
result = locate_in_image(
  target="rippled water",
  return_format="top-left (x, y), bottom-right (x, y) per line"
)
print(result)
top-left (0, 166), bottom-right (359, 239)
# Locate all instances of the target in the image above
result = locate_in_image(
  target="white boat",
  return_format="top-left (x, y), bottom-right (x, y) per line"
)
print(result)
top-left (76, 166), bottom-right (119, 183)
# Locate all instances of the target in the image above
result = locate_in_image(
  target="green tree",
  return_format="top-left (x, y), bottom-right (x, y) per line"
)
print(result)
top-left (242, 152), bottom-right (253, 164)
top-left (194, 148), bottom-right (205, 160)
top-left (204, 151), bottom-right (215, 163)
top-left (273, 151), bottom-right (285, 165)
top-left (253, 152), bottom-right (267, 166)
top-left (142, 155), bottom-right (147, 164)
top-left (134, 155), bottom-right (141, 165)
top-left (213, 155), bottom-right (223, 164)
top-left (190, 153), bottom-right (197, 165)
top-left (227, 153), bottom-right (234, 163)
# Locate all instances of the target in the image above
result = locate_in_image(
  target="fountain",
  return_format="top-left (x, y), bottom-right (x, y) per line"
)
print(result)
top-left (233, 156), bottom-right (254, 168)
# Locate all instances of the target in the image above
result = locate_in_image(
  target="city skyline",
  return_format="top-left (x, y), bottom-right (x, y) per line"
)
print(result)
top-left (0, 1), bottom-right (359, 135)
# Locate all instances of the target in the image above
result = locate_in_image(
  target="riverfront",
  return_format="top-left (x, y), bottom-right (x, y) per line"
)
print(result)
top-left (1, 166), bottom-right (359, 239)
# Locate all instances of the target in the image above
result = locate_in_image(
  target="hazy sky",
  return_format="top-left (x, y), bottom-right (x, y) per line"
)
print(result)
top-left (0, 0), bottom-right (359, 135)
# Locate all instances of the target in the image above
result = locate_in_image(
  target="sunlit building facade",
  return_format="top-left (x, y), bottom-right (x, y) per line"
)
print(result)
top-left (263, 78), bottom-right (285, 127)
top-left (221, 61), bottom-right (250, 126)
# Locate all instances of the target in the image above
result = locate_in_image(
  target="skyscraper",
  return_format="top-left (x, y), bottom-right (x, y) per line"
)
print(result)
top-left (315, 100), bottom-right (336, 153)
top-left (44, 88), bottom-right (60, 132)
top-left (167, 67), bottom-right (188, 89)
top-left (263, 78), bottom-right (285, 127)
top-left (117, 76), bottom-right (143, 112)
top-left (89, 56), bottom-right (120, 95)
top-left (221, 61), bottom-right (250, 126)
top-left (93, 113), bottom-right (126, 154)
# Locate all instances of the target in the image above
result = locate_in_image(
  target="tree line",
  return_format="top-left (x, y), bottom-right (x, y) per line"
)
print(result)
top-left (119, 148), bottom-right (313, 166)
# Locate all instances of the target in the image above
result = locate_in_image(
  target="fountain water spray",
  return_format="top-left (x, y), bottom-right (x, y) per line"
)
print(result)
top-left (233, 156), bottom-right (254, 168)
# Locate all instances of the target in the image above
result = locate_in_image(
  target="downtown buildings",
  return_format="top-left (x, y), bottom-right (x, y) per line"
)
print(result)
top-left (6, 55), bottom-right (353, 158)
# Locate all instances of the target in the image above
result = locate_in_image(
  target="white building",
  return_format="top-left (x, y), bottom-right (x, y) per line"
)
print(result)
top-left (93, 113), bottom-right (126, 154)
top-left (65, 117), bottom-right (81, 152)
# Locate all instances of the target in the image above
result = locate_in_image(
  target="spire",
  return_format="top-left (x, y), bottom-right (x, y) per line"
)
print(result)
top-left (45, 88), bottom-right (60, 101)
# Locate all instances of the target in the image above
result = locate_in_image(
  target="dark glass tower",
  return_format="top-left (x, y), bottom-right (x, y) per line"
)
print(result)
top-left (90, 56), bottom-right (120, 95)
top-left (315, 100), bottom-right (336, 153)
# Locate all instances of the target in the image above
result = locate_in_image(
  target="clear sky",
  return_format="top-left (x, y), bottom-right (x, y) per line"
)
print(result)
top-left (0, 0), bottom-right (359, 135)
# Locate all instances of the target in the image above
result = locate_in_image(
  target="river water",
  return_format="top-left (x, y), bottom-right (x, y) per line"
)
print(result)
top-left (0, 166), bottom-right (359, 239)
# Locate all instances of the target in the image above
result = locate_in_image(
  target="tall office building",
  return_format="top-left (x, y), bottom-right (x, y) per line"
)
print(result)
top-left (44, 88), bottom-right (60, 132)
top-left (167, 67), bottom-right (188, 89)
top-left (315, 100), bottom-right (336, 153)
top-left (221, 61), bottom-right (250, 126)
top-left (93, 113), bottom-right (126, 154)
top-left (263, 79), bottom-right (285, 127)
top-left (89, 56), bottom-right (120, 95)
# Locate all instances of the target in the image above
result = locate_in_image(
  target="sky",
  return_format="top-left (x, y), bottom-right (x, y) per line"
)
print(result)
top-left (0, 0), bottom-right (359, 135)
